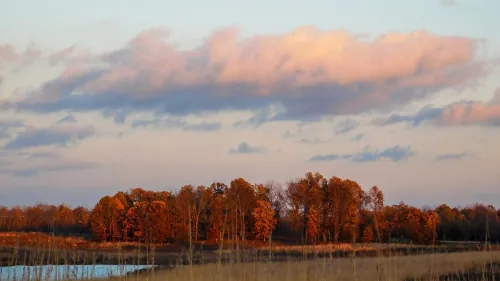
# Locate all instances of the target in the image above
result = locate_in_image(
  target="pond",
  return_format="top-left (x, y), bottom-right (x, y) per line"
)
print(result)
top-left (0, 264), bottom-right (156, 281)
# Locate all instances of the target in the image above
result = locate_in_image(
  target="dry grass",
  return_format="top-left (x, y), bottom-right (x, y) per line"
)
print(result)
top-left (127, 250), bottom-right (500, 281)
top-left (0, 232), bottom-right (93, 249)
top-left (263, 243), bottom-right (369, 253)
top-left (1, 232), bottom-right (499, 281)
top-left (0, 232), bottom-right (156, 251)
top-left (0, 243), bottom-right (499, 281)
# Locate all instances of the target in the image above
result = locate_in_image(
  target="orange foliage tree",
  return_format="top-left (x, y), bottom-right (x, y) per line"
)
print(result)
top-left (7, 171), bottom-right (500, 246)
top-left (253, 200), bottom-right (277, 241)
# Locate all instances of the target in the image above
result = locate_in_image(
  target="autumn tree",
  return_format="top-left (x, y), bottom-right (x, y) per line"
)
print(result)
top-left (362, 225), bottom-right (375, 243)
top-left (286, 172), bottom-right (325, 243)
top-left (7, 172), bottom-right (500, 246)
top-left (368, 186), bottom-right (384, 242)
top-left (253, 200), bottom-right (277, 241)
top-left (208, 182), bottom-right (227, 242)
top-left (426, 211), bottom-right (441, 245)
top-left (123, 201), bottom-right (149, 241)
top-left (306, 207), bottom-right (320, 243)
top-left (226, 178), bottom-right (256, 241)
top-left (73, 206), bottom-right (91, 235)
top-left (90, 195), bottom-right (126, 241)
top-left (265, 181), bottom-right (286, 226)
top-left (149, 200), bottom-right (171, 242)
top-left (324, 176), bottom-right (343, 242)
top-left (193, 185), bottom-right (211, 241)
top-left (176, 185), bottom-right (196, 240)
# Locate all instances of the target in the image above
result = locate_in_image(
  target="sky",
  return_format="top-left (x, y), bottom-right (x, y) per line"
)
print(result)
top-left (1, 0), bottom-right (500, 208)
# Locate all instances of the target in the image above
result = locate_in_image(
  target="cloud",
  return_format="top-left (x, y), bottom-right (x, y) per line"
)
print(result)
top-left (435, 152), bottom-right (469, 161)
top-left (0, 44), bottom-right (21, 62)
top-left (440, 0), bottom-right (458, 7)
top-left (43, 161), bottom-right (99, 172)
top-left (3, 124), bottom-right (95, 150)
top-left (56, 114), bottom-right (77, 124)
top-left (310, 154), bottom-right (346, 161)
top-left (131, 117), bottom-right (221, 131)
top-left (494, 87), bottom-right (500, 103)
top-left (334, 118), bottom-right (359, 134)
top-left (1, 43), bottom-right (92, 68)
top-left (111, 110), bottom-right (128, 124)
top-left (298, 137), bottom-right (330, 144)
top-left (439, 101), bottom-right (500, 126)
top-left (48, 46), bottom-right (76, 65)
top-left (374, 90), bottom-right (500, 127)
top-left (3, 26), bottom-right (483, 124)
top-left (28, 152), bottom-right (61, 159)
top-left (0, 160), bottom-right (99, 178)
top-left (22, 43), bottom-right (43, 65)
top-left (0, 43), bottom-right (42, 65)
top-left (0, 119), bottom-right (25, 139)
top-left (373, 106), bottom-right (445, 127)
top-left (310, 145), bottom-right (414, 163)
top-left (350, 133), bottom-right (365, 141)
top-left (229, 142), bottom-right (264, 154)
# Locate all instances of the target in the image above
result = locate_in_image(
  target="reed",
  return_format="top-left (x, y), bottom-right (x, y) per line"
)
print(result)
top-left (1, 223), bottom-right (499, 281)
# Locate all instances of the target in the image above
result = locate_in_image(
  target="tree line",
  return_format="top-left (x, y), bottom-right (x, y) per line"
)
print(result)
top-left (1, 172), bottom-right (499, 245)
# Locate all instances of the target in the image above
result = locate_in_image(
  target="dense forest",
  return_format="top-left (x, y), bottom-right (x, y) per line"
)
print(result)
top-left (1, 172), bottom-right (499, 245)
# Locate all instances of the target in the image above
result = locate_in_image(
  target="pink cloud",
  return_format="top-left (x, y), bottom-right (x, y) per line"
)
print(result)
top-left (83, 26), bottom-right (478, 93)
top-left (441, 101), bottom-right (500, 126)
top-left (48, 46), bottom-right (76, 65)
top-left (47, 46), bottom-right (95, 67)
top-left (441, 88), bottom-right (500, 126)
top-left (376, 88), bottom-right (500, 127)
top-left (5, 26), bottom-right (490, 122)
top-left (0, 44), bottom-right (22, 62)
top-left (0, 43), bottom-right (44, 68)
top-left (0, 42), bottom-right (94, 68)
top-left (493, 87), bottom-right (500, 103)
top-left (210, 27), bottom-right (476, 88)
top-left (22, 43), bottom-right (43, 64)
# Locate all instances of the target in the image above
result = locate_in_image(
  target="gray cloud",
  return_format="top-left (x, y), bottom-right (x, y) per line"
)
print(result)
top-left (373, 106), bottom-right (445, 127)
top-left (56, 114), bottom-right (77, 124)
top-left (374, 96), bottom-right (500, 128)
top-left (334, 118), bottom-right (359, 134)
top-left (310, 154), bottom-right (347, 161)
top-left (435, 152), bottom-right (469, 161)
top-left (0, 119), bottom-right (25, 139)
top-left (0, 160), bottom-right (99, 178)
top-left (440, 0), bottom-right (458, 7)
top-left (494, 87), bottom-right (500, 103)
top-left (2, 26), bottom-right (483, 125)
top-left (310, 145), bottom-right (414, 163)
top-left (4, 125), bottom-right (95, 150)
top-left (350, 133), bottom-right (365, 141)
top-left (28, 152), bottom-right (61, 159)
top-left (229, 142), bottom-right (264, 154)
top-left (131, 117), bottom-right (221, 131)
top-left (0, 120), bottom-right (25, 128)
top-left (282, 130), bottom-right (297, 139)
top-left (298, 137), bottom-right (330, 144)
top-left (112, 110), bottom-right (128, 124)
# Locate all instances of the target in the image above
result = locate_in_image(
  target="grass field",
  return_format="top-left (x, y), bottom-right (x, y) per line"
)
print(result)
top-left (129, 251), bottom-right (500, 281)
top-left (1, 232), bottom-right (499, 281)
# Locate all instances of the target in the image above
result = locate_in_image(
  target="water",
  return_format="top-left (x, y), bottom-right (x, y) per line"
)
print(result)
top-left (0, 264), bottom-right (156, 281)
